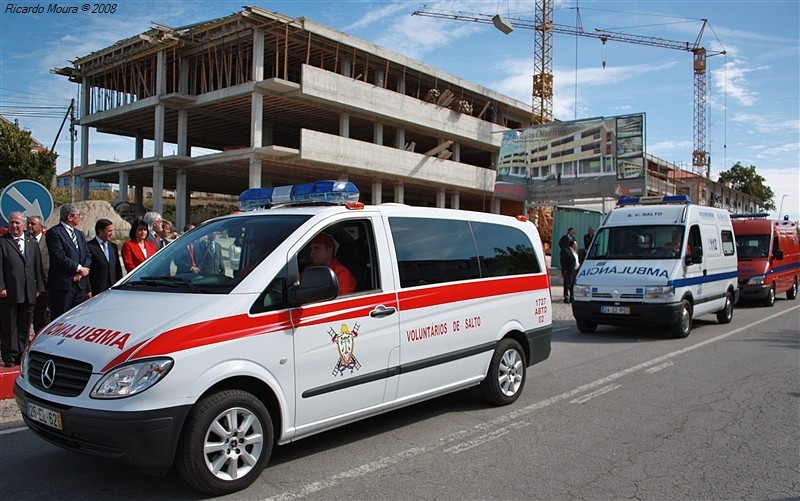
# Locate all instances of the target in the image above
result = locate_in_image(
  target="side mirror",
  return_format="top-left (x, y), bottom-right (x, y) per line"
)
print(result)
top-left (288, 266), bottom-right (338, 306)
top-left (773, 249), bottom-right (784, 260)
top-left (684, 254), bottom-right (693, 266)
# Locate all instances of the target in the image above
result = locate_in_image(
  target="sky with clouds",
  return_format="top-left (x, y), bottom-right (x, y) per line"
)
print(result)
top-left (1, 0), bottom-right (798, 219)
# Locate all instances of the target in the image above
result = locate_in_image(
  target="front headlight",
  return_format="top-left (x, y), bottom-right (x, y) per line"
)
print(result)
top-left (747, 275), bottom-right (766, 285)
top-left (645, 285), bottom-right (675, 299)
top-left (574, 285), bottom-right (591, 298)
top-left (91, 358), bottom-right (173, 399)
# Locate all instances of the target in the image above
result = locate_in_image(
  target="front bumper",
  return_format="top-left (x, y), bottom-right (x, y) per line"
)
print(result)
top-left (738, 283), bottom-right (771, 301)
top-left (14, 382), bottom-right (191, 474)
top-left (572, 300), bottom-right (683, 327)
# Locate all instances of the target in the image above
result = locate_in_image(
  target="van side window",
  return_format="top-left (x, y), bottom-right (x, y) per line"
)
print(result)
top-left (250, 265), bottom-right (288, 314)
top-left (471, 222), bottom-right (541, 276)
top-left (389, 217), bottom-right (480, 288)
top-left (296, 219), bottom-right (379, 294)
top-left (721, 230), bottom-right (735, 256)
top-left (688, 225), bottom-right (703, 257)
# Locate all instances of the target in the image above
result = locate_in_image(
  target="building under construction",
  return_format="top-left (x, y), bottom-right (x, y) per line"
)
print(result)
top-left (55, 5), bottom-right (533, 230)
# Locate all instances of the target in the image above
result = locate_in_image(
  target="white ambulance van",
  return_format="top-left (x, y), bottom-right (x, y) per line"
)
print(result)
top-left (14, 181), bottom-right (552, 495)
top-left (572, 195), bottom-right (738, 338)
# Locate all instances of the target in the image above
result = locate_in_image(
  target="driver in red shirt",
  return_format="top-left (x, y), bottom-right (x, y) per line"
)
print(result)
top-left (307, 233), bottom-right (356, 295)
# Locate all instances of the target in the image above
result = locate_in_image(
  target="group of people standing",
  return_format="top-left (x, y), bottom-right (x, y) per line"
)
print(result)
top-left (559, 226), bottom-right (594, 303)
top-left (0, 205), bottom-right (173, 367)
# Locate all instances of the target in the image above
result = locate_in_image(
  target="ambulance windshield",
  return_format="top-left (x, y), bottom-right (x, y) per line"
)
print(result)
top-left (735, 234), bottom-right (770, 258)
top-left (117, 214), bottom-right (310, 294)
top-left (588, 225), bottom-right (686, 260)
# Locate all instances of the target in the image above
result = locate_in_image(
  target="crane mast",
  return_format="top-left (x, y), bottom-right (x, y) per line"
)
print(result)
top-left (412, 2), bottom-right (724, 176)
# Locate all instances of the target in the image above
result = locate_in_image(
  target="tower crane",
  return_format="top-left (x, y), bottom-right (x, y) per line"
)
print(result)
top-left (413, 2), bottom-right (725, 176)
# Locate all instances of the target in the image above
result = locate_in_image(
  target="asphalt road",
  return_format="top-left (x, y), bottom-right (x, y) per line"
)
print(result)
top-left (1, 294), bottom-right (798, 500)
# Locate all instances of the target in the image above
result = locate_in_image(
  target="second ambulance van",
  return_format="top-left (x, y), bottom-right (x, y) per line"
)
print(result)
top-left (572, 195), bottom-right (738, 338)
top-left (14, 181), bottom-right (552, 495)
top-left (733, 214), bottom-right (799, 305)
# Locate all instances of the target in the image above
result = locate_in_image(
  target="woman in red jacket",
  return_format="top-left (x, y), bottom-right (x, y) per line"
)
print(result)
top-left (121, 219), bottom-right (157, 272)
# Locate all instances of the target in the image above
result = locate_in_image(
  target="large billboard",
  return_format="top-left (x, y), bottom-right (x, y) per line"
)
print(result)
top-left (494, 114), bottom-right (647, 205)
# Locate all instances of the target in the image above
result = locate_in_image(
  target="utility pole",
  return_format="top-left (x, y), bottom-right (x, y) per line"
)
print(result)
top-left (69, 98), bottom-right (76, 203)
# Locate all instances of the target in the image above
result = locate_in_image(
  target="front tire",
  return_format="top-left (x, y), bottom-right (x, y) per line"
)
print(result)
top-left (670, 299), bottom-right (692, 338)
top-left (576, 319), bottom-right (598, 333)
top-left (480, 338), bottom-right (526, 406)
top-left (762, 284), bottom-right (776, 307)
top-left (787, 280), bottom-right (798, 300)
top-left (177, 390), bottom-right (273, 496)
top-left (716, 291), bottom-right (734, 324)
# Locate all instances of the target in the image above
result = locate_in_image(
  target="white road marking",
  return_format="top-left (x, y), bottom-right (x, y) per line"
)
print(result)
top-left (0, 426), bottom-right (27, 435)
top-left (570, 384), bottom-right (622, 404)
top-left (645, 361), bottom-right (674, 373)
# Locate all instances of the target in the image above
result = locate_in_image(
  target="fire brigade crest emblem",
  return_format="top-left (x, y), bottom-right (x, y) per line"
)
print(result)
top-left (330, 322), bottom-right (361, 376)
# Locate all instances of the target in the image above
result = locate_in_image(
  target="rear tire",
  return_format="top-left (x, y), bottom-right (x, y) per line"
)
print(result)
top-left (787, 280), bottom-right (798, 300)
top-left (576, 320), bottom-right (598, 333)
top-left (480, 338), bottom-right (526, 406)
top-left (670, 299), bottom-right (692, 338)
top-left (715, 291), bottom-right (734, 324)
top-left (177, 390), bottom-right (273, 496)
top-left (762, 284), bottom-right (776, 307)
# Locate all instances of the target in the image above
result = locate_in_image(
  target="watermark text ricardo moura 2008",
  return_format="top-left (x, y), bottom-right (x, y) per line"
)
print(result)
top-left (5, 3), bottom-right (118, 14)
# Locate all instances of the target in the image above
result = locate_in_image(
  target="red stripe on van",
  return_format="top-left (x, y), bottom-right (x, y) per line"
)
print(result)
top-left (119, 274), bottom-right (548, 365)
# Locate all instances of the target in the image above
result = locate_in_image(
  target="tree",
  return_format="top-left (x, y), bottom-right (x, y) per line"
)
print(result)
top-left (718, 162), bottom-right (775, 211)
top-left (0, 118), bottom-right (57, 189)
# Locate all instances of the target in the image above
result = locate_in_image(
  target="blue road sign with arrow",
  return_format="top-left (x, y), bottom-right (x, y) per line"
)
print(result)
top-left (0, 179), bottom-right (54, 223)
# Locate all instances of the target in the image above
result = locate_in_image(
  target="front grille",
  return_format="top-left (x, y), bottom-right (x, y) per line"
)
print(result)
top-left (592, 293), bottom-right (613, 298)
top-left (28, 351), bottom-right (93, 397)
top-left (620, 293), bottom-right (644, 299)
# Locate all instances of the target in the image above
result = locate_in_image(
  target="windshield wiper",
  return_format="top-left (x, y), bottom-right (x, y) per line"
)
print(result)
top-left (125, 275), bottom-right (203, 293)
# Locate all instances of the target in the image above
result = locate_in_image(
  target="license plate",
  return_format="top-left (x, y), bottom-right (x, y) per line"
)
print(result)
top-left (600, 306), bottom-right (631, 315)
top-left (28, 402), bottom-right (63, 430)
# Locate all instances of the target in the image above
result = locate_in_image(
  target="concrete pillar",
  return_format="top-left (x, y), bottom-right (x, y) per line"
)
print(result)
top-left (339, 113), bottom-right (350, 138)
top-left (152, 163), bottom-right (164, 214)
top-left (154, 104), bottom-right (165, 156)
top-left (371, 178), bottom-right (382, 205)
top-left (179, 59), bottom-right (189, 94)
top-left (251, 93), bottom-right (263, 148)
top-left (156, 49), bottom-right (167, 95)
top-left (394, 183), bottom-right (404, 204)
top-left (452, 142), bottom-right (461, 163)
top-left (135, 135), bottom-right (144, 159)
top-left (451, 191), bottom-right (460, 210)
top-left (436, 188), bottom-right (446, 208)
top-left (395, 128), bottom-right (405, 149)
top-left (177, 109), bottom-right (188, 156)
top-left (175, 168), bottom-right (188, 231)
top-left (373, 122), bottom-right (383, 146)
top-left (492, 198), bottom-right (501, 214)
top-left (252, 28), bottom-right (264, 81)
top-left (342, 56), bottom-right (352, 77)
top-left (118, 171), bottom-right (129, 203)
top-left (134, 185), bottom-right (144, 207)
top-left (249, 157), bottom-right (262, 188)
top-left (183, 189), bottom-right (191, 228)
top-left (376, 68), bottom-right (385, 88)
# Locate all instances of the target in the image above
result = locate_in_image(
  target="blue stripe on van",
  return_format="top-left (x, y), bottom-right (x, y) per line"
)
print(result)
top-left (767, 262), bottom-right (800, 275)
top-left (669, 270), bottom-right (738, 288)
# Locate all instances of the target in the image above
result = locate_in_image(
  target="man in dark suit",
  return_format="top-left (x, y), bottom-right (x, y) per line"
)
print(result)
top-left (198, 231), bottom-right (225, 276)
top-left (0, 212), bottom-right (45, 366)
top-left (27, 215), bottom-right (50, 333)
top-left (46, 203), bottom-right (91, 319)
top-left (87, 218), bottom-right (122, 296)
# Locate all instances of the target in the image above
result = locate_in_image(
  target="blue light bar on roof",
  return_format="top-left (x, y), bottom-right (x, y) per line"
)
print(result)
top-left (238, 181), bottom-right (360, 210)
top-left (617, 195), bottom-right (692, 206)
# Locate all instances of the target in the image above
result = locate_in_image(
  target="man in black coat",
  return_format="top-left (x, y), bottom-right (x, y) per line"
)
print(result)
top-left (87, 219), bottom-right (122, 296)
top-left (0, 212), bottom-right (45, 366)
top-left (46, 203), bottom-right (91, 319)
